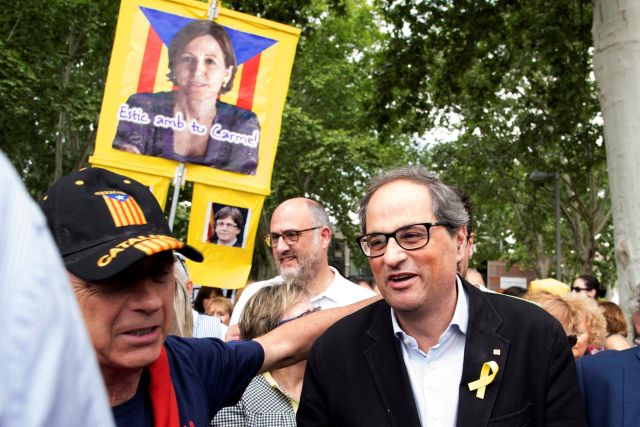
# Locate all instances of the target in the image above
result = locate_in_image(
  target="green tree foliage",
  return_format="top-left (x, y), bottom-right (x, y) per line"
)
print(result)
top-left (0, 0), bottom-right (119, 195)
top-left (225, 0), bottom-right (415, 278)
top-left (372, 0), bottom-right (614, 284)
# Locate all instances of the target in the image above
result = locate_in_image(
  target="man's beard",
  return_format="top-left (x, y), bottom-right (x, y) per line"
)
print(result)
top-left (279, 249), bottom-right (323, 287)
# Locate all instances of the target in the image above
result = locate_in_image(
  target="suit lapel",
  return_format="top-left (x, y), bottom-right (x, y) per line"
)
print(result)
top-left (622, 349), bottom-right (640, 427)
top-left (456, 281), bottom-right (509, 427)
top-left (365, 302), bottom-right (422, 427)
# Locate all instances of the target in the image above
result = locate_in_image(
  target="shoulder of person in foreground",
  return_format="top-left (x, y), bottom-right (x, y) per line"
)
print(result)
top-left (0, 152), bottom-right (114, 427)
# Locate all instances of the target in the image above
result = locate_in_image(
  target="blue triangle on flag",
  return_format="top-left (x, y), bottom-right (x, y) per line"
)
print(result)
top-left (140, 7), bottom-right (277, 65)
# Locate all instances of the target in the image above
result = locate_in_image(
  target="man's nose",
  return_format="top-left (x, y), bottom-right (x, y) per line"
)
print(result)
top-left (274, 235), bottom-right (291, 253)
top-left (130, 279), bottom-right (165, 312)
top-left (381, 237), bottom-right (407, 267)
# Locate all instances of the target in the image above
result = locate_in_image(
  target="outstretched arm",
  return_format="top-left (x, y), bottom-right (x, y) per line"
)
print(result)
top-left (254, 295), bottom-right (381, 372)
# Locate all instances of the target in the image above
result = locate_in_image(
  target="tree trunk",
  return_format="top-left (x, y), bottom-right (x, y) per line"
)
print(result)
top-left (593, 0), bottom-right (640, 330)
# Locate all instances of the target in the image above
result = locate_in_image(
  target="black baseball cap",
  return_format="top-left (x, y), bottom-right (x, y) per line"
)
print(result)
top-left (40, 167), bottom-right (203, 281)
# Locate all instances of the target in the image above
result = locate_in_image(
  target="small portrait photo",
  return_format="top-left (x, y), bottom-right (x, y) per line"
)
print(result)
top-left (204, 203), bottom-right (248, 248)
top-left (112, 19), bottom-right (260, 175)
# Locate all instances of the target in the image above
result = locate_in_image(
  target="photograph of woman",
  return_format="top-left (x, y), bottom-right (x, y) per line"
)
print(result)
top-left (112, 20), bottom-right (261, 175)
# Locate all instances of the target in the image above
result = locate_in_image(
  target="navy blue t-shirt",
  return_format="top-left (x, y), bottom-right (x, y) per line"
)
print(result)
top-left (112, 336), bottom-right (264, 427)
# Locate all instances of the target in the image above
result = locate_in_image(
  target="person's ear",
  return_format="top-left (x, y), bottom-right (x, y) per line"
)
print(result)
top-left (320, 226), bottom-right (332, 249)
top-left (455, 227), bottom-right (467, 262)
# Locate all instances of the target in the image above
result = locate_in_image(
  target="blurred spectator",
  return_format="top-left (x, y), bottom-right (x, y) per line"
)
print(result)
top-left (213, 282), bottom-right (312, 426)
top-left (170, 255), bottom-right (194, 338)
top-left (193, 286), bottom-right (223, 313)
top-left (353, 276), bottom-right (380, 294)
top-left (571, 274), bottom-right (605, 299)
top-left (465, 268), bottom-right (484, 287)
top-left (526, 291), bottom-right (606, 360)
top-left (576, 285), bottom-right (640, 425)
top-left (456, 190), bottom-right (475, 279)
top-left (173, 255), bottom-right (226, 339)
top-left (502, 286), bottom-right (527, 298)
top-left (598, 301), bottom-right (631, 351)
top-left (0, 152), bottom-right (114, 426)
top-left (206, 297), bottom-right (233, 325)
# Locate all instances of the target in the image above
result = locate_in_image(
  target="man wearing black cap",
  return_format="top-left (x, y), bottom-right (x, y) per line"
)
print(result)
top-left (40, 167), bottom-right (376, 427)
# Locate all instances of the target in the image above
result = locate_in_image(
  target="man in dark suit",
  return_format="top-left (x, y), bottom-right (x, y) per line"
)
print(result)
top-left (577, 342), bottom-right (640, 426)
top-left (297, 166), bottom-right (586, 426)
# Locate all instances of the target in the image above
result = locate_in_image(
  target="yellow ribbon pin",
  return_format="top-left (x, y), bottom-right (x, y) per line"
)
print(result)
top-left (467, 361), bottom-right (499, 399)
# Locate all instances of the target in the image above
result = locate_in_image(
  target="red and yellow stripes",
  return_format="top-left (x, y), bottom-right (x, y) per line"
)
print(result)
top-left (134, 235), bottom-right (183, 255)
top-left (102, 193), bottom-right (147, 227)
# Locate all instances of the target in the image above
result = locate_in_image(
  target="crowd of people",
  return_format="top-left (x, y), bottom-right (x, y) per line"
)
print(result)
top-left (3, 156), bottom-right (639, 427)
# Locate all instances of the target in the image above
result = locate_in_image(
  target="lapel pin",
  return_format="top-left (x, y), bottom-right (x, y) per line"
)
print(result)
top-left (493, 349), bottom-right (501, 356)
top-left (468, 361), bottom-right (499, 399)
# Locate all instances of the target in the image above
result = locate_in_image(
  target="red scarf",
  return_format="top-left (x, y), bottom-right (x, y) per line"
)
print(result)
top-left (147, 347), bottom-right (180, 427)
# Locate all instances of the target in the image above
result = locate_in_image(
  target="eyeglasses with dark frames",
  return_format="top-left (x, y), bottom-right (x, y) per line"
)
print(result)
top-left (275, 306), bottom-right (321, 327)
top-left (356, 222), bottom-right (448, 258)
top-left (264, 226), bottom-right (322, 247)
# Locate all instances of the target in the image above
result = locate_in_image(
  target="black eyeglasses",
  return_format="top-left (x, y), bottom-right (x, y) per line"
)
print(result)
top-left (264, 226), bottom-right (322, 247)
top-left (276, 306), bottom-right (321, 327)
top-left (571, 286), bottom-right (590, 293)
top-left (567, 334), bottom-right (578, 347)
top-left (356, 222), bottom-right (448, 258)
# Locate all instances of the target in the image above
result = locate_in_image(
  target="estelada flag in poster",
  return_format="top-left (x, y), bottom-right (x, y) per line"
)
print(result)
top-left (91, 0), bottom-right (300, 195)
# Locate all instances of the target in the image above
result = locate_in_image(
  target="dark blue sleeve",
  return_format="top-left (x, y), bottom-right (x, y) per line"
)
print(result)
top-left (165, 336), bottom-right (264, 419)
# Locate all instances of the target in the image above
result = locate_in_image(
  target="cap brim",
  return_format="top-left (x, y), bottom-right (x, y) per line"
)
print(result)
top-left (64, 234), bottom-right (203, 281)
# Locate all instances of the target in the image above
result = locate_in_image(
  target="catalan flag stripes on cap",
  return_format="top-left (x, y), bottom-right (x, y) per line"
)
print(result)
top-left (134, 235), bottom-right (183, 255)
top-left (102, 193), bottom-right (147, 227)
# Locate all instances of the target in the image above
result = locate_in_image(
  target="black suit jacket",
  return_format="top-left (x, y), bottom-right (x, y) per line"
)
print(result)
top-left (298, 279), bottom-right (586, 426)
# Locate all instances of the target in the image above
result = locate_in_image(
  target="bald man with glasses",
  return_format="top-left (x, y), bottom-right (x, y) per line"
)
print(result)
top-left (229, 197), bottom-right (375, 332)
top-left (297, 167), bottom-right (586, 427)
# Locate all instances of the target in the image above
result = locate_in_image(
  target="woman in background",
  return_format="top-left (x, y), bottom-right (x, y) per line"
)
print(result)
top-left (206, 296), bottom-right (233, 325)
top-left (212, 282), bottom-right (315, 426)
top-left (526, 291), bottom-right (607, 360)
top-left (598, 301), bottom-right (632, 350)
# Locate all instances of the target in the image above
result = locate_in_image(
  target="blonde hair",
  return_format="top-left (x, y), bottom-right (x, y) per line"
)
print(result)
top-left (169, 256), bottom-right (193, 337)
top-left (526, 291), bottom-right (574, 331)
top-left (239, 282), bottom-right (310, 339)
top-left (564, 292), bottom-right (607, 348)
top-left (206, 296), bottom-right (233, 317)
top-left (527, 291), bottom-right (606, 347)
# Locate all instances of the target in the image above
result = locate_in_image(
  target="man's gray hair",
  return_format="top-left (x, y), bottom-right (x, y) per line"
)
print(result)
top-left (358, 166), bottom-right (469, 235)
top-left (307, 199), bottom-right (331, 228)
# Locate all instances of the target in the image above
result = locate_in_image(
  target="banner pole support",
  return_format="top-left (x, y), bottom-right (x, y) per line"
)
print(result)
top-left (168, 162), bottom-right (186, 231)
top-left (208, 0), bottom-right (221, 20)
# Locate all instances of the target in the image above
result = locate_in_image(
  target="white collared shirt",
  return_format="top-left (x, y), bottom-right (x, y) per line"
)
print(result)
top-left (230, 267), bottom-right (374, 324)
top-left (392, 277), bottom-right (469, 427)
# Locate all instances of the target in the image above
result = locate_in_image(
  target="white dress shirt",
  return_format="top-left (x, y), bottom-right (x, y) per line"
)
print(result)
top-left (392, 277), bottom-right (469, 427)
top-left (230, 267), bottom-right (374, 325)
